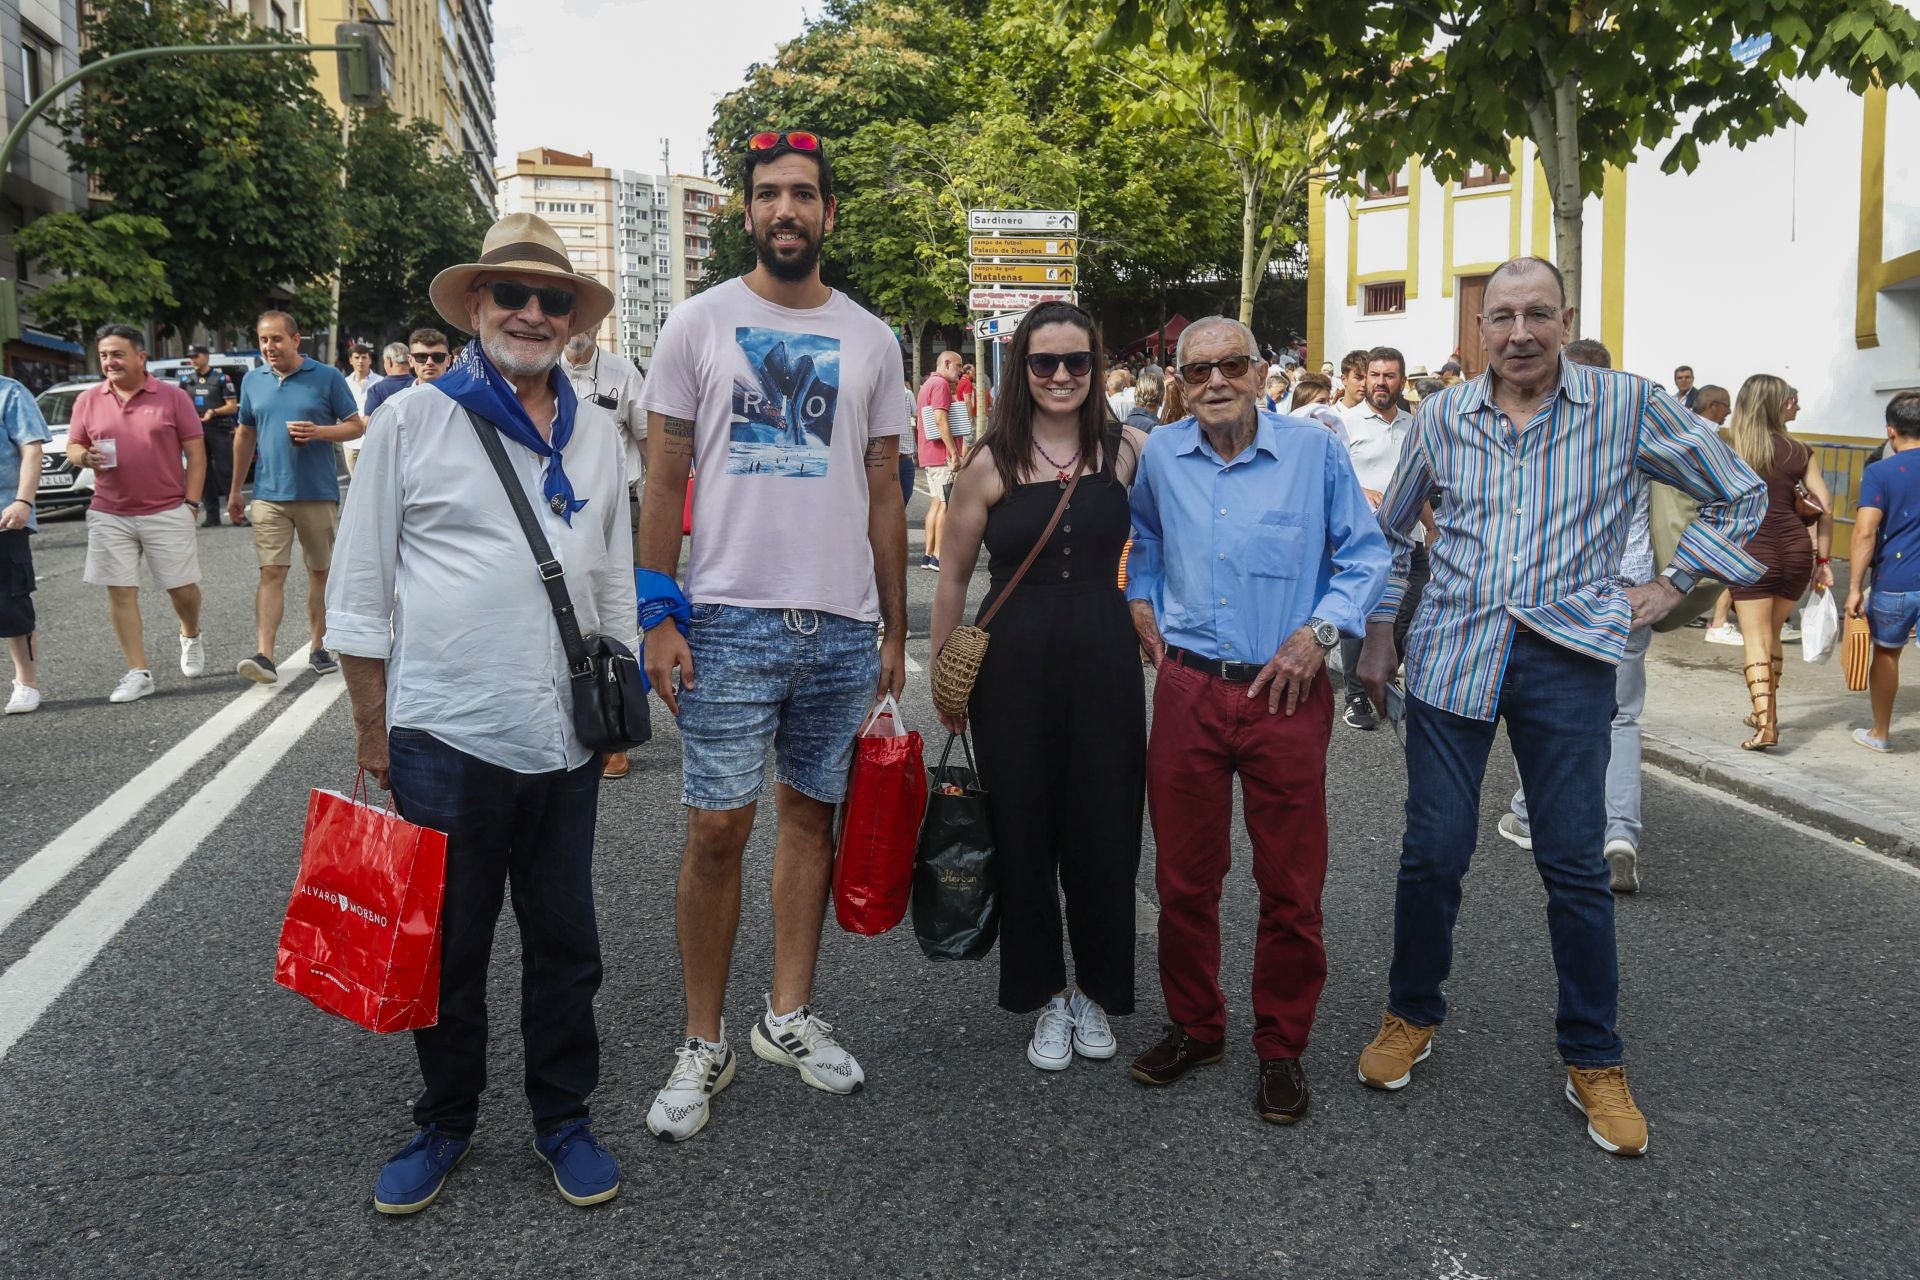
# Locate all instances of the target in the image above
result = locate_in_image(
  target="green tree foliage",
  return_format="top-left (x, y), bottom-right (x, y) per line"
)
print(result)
top-left (1098, 0), bottom-right (1920, 334)
top-left (13, 213), bottom-right (177, 344)
top-left (50, 0), bottom-right (345, 337)
top-left (705, 0), bottom-right (1248, 358)
top-left (338, 109), bottom-right (492, 343)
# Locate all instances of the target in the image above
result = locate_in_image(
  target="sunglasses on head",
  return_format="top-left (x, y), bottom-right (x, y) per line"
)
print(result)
top-left (1178, 356), bottom-right (1255, 384)
top-left (747, 130), bottom-right (822, 153)
top-left (1025, 351), bottom-right (1094, 378)
top-left (410, 350), bottom-right (449, 364)
top-left (482, 280), bottom-right (576, 316)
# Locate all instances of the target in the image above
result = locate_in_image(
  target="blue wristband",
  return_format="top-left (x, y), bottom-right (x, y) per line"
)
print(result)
top-left (635, 568), bottom-right (691, 635)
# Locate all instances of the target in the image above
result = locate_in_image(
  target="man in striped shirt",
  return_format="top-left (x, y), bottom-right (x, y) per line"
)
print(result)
top-left (1352, 256), bottom-right (1765, 1157)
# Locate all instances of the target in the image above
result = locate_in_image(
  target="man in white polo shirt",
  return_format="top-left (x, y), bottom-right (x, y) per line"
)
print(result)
top-left (1339, 344), bottom-right (1427, 730)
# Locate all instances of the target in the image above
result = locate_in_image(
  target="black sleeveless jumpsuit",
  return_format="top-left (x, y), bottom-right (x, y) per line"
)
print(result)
top-left (968, 445), bottom-right (1147, 1016)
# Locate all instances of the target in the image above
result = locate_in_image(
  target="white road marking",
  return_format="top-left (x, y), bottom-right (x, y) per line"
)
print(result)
top-left (0, 675), bottom-right (346, 1060)
top-left (0, 652), bottom-right (313, 940)
top-left (1644, 761), bottom-right (1920, 883)
top-left (904, 652), bottom-right (923, 673)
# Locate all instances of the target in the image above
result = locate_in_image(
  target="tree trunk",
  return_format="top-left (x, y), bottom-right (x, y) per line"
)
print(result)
top-left (1530, 67), bottom-right (1586, 337)
top-left (1238, 176), bottom-right (1260, 326)
top-left (907, 318), bottom-right (924, 385)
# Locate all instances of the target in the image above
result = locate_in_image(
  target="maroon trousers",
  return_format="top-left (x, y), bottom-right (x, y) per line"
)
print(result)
top-left (1147, 660), bottom-right (1332, 1060)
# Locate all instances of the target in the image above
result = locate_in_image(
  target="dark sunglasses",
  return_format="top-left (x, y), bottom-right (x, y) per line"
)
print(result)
top-left (409, 350), bottom-right (449, 364)
top-left (482, 280), bottom-right (576, 316)
top-left (1024, 351), bottom-right (1094, 378)
top-left (747, 130), bottom-right (822, 153)
top-left (1179, 356), bottom-right (1255, 384)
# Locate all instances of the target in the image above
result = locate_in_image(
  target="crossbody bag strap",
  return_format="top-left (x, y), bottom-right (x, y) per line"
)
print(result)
top-left (464, 409), bottom-right (592, 678)
top-left (977, 460), bottom-right (1085, 631)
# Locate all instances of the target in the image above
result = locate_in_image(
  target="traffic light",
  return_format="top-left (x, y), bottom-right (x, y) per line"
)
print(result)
top-left (336, 23), bottom-right (388, 108)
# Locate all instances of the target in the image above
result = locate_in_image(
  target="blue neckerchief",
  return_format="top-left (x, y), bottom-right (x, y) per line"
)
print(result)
top-left (635, 568), bottom-right (690, 637)
top-left (435, 343), bottom-right (586, 523)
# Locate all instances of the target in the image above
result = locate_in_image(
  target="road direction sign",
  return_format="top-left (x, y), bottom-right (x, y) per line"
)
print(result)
top-left (969, 287), bottom-right (1077, 311)
top-left (970, 262), bottom-right (1077, 286)
top-left (968, 209), bottom-right (1079, 234)
top-left (969, 236), bottom-right (1077, 260)
top-left (973, 310), bottom-right (1029, 339)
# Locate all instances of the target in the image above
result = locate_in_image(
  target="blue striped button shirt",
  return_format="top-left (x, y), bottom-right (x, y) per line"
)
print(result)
top-left (1373, 359), bottom-right (1765, 722)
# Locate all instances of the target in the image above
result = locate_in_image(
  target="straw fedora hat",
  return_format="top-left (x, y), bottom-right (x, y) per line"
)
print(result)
top-left (429, 212), bottom-right (615, 338)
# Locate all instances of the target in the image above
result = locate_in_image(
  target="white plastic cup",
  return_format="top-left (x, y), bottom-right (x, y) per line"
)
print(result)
top-left (94, 438), bottom-right (118, 470)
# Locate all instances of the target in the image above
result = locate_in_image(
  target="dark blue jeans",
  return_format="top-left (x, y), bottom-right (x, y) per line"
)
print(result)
top-left (386, 728), bottom-right (604, 1137)
top-left (1388, 630), bottom-right (1623, 1066)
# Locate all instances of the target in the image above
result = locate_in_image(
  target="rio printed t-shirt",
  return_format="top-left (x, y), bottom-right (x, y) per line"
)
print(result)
top-left (640, 278), bottom-right (908, 621)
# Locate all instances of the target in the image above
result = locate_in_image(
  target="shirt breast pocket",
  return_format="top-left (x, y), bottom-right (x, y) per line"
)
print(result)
top-left (1246, 513), bottom-right (1306, 580)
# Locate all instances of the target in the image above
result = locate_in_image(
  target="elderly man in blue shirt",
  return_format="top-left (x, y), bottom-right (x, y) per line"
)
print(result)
top-left (1124, 315), bottom-right (1389, 1125)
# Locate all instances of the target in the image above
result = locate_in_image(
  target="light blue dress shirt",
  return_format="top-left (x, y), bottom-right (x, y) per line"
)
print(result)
top-left (1126, 411), bottom-right (1389, 663)
top-left (0, 377), bottom-right (52, 532)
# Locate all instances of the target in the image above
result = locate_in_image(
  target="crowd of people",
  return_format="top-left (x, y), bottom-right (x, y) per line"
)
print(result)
top-left (2, 127), bottom-right (1915, 1219)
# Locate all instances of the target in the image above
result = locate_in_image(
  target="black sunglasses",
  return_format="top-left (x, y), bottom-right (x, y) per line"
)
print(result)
top-left (482, 280), bottom-right (576, 316)
top-left (1179, 356), bottom-right (1255, 384)
top-left (409, 350), bottom-right (449, 364)
top-left (1025, 351), bottom-right (1094, 378)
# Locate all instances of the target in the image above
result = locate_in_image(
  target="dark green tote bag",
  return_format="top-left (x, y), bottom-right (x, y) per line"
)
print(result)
top-left (911, 731), bottom-right (998, 961)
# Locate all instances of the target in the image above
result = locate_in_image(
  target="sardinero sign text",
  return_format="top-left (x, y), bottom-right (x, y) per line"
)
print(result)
top-left (968, 209), bottom-right (1078, 234)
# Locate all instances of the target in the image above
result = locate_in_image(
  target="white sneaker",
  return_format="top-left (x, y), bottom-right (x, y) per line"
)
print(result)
top-left (179, 633), bottom-right (205, 678)
top-left (1703, 624), bottom-right (1743, 646)
top-left (646, 1030), bottom-right (736, 1142)
top-left (749, 996), bottom-right (864, 1094)
top-left (1496, 812), bottom-right (1533, 850)
top-left (5, 681), bottom-right (40, 714)
top-left (109, 669), bottom-right (154, 703)
top-left (1027, 1000), bottom-right (1074, 1071)
top-left (1605, 839), bottom-right (1641, 894)
top-left (1067, 991), bottom-right (1116, 1059)
top-left (1779, 623), bottom-right (1803, 643)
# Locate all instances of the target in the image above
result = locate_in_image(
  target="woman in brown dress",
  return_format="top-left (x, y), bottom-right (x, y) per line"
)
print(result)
top-left (1727, 374), bottom-right (1834, 749)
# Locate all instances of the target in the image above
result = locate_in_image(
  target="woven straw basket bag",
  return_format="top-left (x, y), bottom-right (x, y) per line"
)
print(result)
top-left (932, 466), bottom-right (1084, 717)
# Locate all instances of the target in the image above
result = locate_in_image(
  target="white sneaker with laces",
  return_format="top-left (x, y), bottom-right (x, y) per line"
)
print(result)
top-left (749, 996), bottom-right (865, 1094)
top-left (646, 1029), bottom-right (735, 1142)
top-left (1067, 991), bottom-right (1116, 1059)
top-left (179, 633), bottom-right (205, 677)
top-left (1028, 1000), bottom-right (1074, 1071)
top-left (1605, 838), bottom-right (1641, 894)
top-left (1496, 812), bottom-right (1533, 850)
top-left (109, 669), bottom-right (154, 703)
top-left (1703, 623), bottom-right (1743, 647)
top-left (5, 681), bottom-right (40, 714)
top-left (1779, 623), bottom-right (1803, 643)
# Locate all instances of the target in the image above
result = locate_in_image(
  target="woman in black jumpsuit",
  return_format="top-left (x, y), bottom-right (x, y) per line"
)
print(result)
top-left (930, 301), bottom-right (1147, 1071)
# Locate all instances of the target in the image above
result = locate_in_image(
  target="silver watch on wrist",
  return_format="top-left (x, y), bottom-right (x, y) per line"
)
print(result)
top-left (1307, 617), bottom-right (1340, 649)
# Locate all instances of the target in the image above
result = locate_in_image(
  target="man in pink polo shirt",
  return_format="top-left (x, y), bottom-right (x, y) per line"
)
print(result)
top-left (66, 324), bottom-right (208, 703)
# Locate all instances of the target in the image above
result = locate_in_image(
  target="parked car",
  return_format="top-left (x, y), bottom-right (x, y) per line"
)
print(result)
top-left (33, 377), bottom-right (104, 513)
top-left (146, 352), bottom-right (262, 385)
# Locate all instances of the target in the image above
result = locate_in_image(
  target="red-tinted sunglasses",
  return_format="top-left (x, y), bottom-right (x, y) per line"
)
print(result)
top-left (747, 130), bottom-right (822, 153)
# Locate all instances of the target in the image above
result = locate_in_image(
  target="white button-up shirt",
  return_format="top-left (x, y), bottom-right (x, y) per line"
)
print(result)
top-left (325, 381), bottom-right (637, 774)
top-left (564, 347), bottom-right (648, 491)
top-left (1344, 398), bottom-right (1425, 543)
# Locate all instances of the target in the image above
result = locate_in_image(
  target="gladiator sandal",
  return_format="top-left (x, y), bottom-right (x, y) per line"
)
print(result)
top-left (1745, 655), bottom-right (1784, 728)
top-left (1740, 661), bottom-right (1777, 750)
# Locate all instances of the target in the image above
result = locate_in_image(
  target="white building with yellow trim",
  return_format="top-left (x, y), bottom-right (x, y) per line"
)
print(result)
top-left (1307, 72), bottom-right (1919, 452)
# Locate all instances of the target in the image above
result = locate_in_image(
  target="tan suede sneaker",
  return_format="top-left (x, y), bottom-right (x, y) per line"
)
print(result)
top-left (1357, 1011), bottom-right (1436, 1090)
top-left (1565, 1066), bottom-right (1649, 1156)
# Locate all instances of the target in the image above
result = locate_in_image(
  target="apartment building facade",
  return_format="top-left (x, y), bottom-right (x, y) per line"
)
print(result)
top-left (494, 147), bottom-right (618, 352)
top-left (668, 172), bottom-right (724, 307)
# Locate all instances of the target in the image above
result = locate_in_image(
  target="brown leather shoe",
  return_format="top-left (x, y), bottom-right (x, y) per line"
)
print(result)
top-left (1257, 1057), bottom-right (1309, 1124)
top-left (1129, 1025), bottom-right (1224, 1086)
top-left (602, 752), bottom-right (631, 780)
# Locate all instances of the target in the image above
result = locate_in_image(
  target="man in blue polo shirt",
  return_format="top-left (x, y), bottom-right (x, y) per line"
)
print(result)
top-left (226, 310), bottom-right (362, 683)
top-left (1849, 390), bottom-right (1920, 752)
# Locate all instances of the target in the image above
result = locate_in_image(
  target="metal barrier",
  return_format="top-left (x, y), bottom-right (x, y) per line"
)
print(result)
top-left (1810, 441), bottom-right (1882, 528)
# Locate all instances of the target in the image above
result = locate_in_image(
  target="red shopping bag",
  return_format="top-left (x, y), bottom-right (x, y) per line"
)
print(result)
top-left (834, 695), bottom-right (928, 935)
top-left (275, 776), bottom-right (449, 1032)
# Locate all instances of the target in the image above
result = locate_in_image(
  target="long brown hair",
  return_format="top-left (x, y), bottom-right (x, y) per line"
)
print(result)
top-left (969, 301), bottom-right (1118, 493)
top-left (1729, 373), bottom-right (1792, 474)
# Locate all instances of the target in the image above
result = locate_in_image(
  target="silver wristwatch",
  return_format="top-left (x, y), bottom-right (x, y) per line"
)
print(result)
top-left (1661, 567), bottom-right (1697, 596)
top-left (1307, 617), bottom-right (1340, 649)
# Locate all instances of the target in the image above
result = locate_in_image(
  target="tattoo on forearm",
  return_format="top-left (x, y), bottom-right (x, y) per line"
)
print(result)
top-left (661, 416), bottom-right (695, 457)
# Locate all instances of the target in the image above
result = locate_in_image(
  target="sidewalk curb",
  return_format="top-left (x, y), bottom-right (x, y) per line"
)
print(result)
top-left (1643, 735), bottom-right (1920, 863)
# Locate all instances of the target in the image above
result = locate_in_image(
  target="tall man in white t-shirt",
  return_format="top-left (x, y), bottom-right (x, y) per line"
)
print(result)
top-left (636, 131), bottom-right (909, 1142)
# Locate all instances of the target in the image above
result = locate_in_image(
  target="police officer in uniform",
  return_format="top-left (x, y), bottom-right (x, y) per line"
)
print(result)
top-left (182, 345), bottom-right (240, 527)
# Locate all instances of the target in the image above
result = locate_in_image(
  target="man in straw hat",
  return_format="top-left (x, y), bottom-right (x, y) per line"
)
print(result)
top-left (326, 211), bottom-right (636, 1213)
top-left (635, 129), bottom-right (909, 1142)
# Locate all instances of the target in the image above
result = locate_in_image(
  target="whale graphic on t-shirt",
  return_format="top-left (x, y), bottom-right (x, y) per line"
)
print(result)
top-left (726, 326), bottom-right (840, 477)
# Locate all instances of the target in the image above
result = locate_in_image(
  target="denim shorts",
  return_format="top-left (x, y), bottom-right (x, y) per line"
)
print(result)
top-left (676, 604), bottom-right (881, 809)
top-left (1868, 588), bottom-right (1920, 649)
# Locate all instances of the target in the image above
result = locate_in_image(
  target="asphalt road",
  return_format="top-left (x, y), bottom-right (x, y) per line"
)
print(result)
top-left (1, 489), bottom-right (1916, 1280)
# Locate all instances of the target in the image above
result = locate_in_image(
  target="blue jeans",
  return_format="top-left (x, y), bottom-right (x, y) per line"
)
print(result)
top-left (1868, 588), bottom-right (1920, 649)
top-left (676, 604), bottom-right (881, 809)
top-left (1389, 630), bottom-right (1623, 1067)
top-left (898, 454), bottom-right (916, 508)
top-left (387, 728), bottom-right (604, 1137)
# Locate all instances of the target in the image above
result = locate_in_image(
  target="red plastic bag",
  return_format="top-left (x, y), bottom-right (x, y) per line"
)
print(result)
top-left (275, 776), bottom-right (449, 1032)
top-left (833, 695), bottom-right (928, 935)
